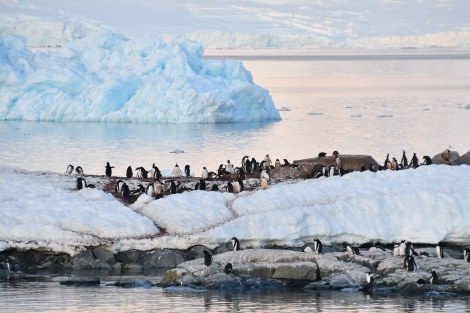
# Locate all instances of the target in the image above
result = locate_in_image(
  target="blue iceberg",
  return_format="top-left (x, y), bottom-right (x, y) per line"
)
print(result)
top-left (0, 31), bottom-right (280, 123)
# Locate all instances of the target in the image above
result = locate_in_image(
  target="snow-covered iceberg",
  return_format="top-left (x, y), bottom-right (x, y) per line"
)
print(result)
top-left (0, 31), bottom-right (280, 123)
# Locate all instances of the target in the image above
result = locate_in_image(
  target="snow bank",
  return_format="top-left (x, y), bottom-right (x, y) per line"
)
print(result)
top-left (0, 31), bottom-right (280, 123)
top-left (2, 164), bottom-right (469, 255)
top-left (0, 167), bottom-right (158, 255)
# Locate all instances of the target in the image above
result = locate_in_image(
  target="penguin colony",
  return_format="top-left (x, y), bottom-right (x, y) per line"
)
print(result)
top-left (66, 148), bottom-right (466, 291)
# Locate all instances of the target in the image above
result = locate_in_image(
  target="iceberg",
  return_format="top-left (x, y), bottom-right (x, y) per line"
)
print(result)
top-left (0, 31), bottom-right (280, 123)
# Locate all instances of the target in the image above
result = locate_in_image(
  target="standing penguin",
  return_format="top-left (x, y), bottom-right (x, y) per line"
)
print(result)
top-left (436, 245), bottom-right (444, 258)
top-left (313, 238), bottom-right (323, 254)
top-left (275, 159), bottom-right (281, 170)
top-left (264, 154), bottom-right (272, 168)
top-left (400, 150), bottom-right (408, 169)
top-left (172, 163), bottom-right (182, 178)
top-left (430, 270), bottom-right (438, 285)
top-left (105, 162), bottom-right (114, 177)
top-left (231, 237), bottom-right (241, 251)
top-left (75, 166), bottom-right (84, 175)
top-left (391, 158), bottom-right (398, 171)
top-left (384, 154), bottom-right (392, 170)
top-left (410, 153), bottom-right (419, 168)
top-left (226, 160), bottom-right (234, 174)
top-left (261, 177), bottom-right (268, 190)
top-left (345, 244), bottom-right (360, 255)
top-left (202, 167), bottom-right (209, 179)
top-left (126, 166), bottom-right (133, 178)
top-left (404, 255), bottom-right (417, 272)
top-left (203, 250), bottom-right (212, 266)
top-left (464, 248), bottom-right (470, 262)
top-left (184, 165), bottom-right (191, 177)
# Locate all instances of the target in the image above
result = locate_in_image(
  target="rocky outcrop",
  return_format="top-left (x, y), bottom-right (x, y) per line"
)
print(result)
top-left (294, 155), bottom-right (378, 176)
top-left (160, 248), bottom-right (470, 294)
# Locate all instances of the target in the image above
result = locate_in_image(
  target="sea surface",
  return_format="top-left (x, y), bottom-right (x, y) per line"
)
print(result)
top-left (0, 49), bottom-right (469, 176)
top-left (1, 49), bottom-right (470, 311)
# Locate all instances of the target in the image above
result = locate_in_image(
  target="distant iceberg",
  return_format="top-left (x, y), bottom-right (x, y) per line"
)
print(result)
top-left (0, 31), bottom-right (280, 123)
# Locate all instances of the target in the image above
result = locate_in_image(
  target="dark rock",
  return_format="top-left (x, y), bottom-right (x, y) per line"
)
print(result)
top-left (60, 277), bottom-right (100, 286)
top-left (143, 249), bottom-right (185, 268)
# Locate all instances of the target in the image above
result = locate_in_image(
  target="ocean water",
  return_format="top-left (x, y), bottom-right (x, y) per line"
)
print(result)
top-left (2, 271), bottom-right (470, 313)
top-left (1, 49), bottom-right (470, 311)
top-left (0, 49), bottom-right (469, 176)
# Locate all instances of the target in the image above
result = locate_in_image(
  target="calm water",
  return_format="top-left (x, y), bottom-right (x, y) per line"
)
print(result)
top-left (2, 272), bottom-right (470, 313)
top-left (0, 49), bottom-right (469, 176)
top-left (1, 49), bottom-right (470, 311)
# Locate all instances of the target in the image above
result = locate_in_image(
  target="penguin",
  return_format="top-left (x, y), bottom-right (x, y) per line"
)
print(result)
top-left (384, 154), bottom-right (392, 170)
top-left (211, 184), bottom-right (219, 191)
top-left (202, 167), bottom-right (209, 180)
top-left (170, 180), bottom-right (177, 194)
top-left (226, 160), bottom-right (234, 174)
top-left (420, 251), bottom-right (431, 257)
top-left (318, 152), bottom-right (326, 158)
top-left (203, 250), bottom-right (212, 266)
top-left (329, 165), bottom-right (335, 177)
top-left (345, 244), bottom-right (360, 255)
top-left (153, 181), bottom-right (162, 198)
top-left (76, 177), bottom-right (87, 190)
top-left (464, 248), bottom-right (470, 262)
top-left (250, 157), bottom-right (258, 172)
top-left (363, 272), bottom-right (375, 293)
top-left (260, 169), bottom-right (270, 181)
top-left (400, 150), bottom-right (408, 169)
top-left (260, 160), bottom-right (267, 170)
top-left (416, 278), bottom-right (426, 287)
top-left (75, 166), bottom-right (83, 175)
top-left (391, 158), bottom-right (398, 171)
top-left (422, 156), bottom-right (433, 165)
top-left (146, 182), bottom-right (155, 197)
top-left (135, 167), bottom-right (149, 179)
top-left (238, 168), bottom-right (246, 181)
top-left (66, 164), bottom-right (74, 175)
top-left (430, 270), bottom-right (438, 285)
top-left (398, 240), bottom-right (407, 257)
top-left (241, 155), bottom-right (249, 169)
top-left (404, 255), bottom-right (417, 272)
top-left (232, 181), bottom-right (241, 193)
top-left (131, 184), bottom-right (145, 195)
top-left (184, 164), bottom-right (190, 177)
top-left (238, 177), bottom-right (244, 192)
top-left (261, 177), bottom-right (268, 190)
top-left (392, 244), bottom-right (400, 256)
top-left (405, 241), bottom-right (417, 257)
top-left (226, 181), bottom-right (234, 193)
top-left (1, 258), bottom-right (11, 271)
top-left (126, 166), bottom-right (133, 178)
top-left (313, 238), bottom-right (322, 254)
top-left (264, 154), bottom-right (272, 168)
top-left (105, 162), bottom-right (114, 177)
top-left (121, 183), bottom-right (130, 200)
top-left (232, 237), bottom-right (240, 251)
top-left (115, 180), bottom-right (125, 193)
top-left (410, 153), bottom-right (419, 168)
top-left (150, 163), bottom-right (162, 179)
top-left (224, 263), bottom-right (233, 275)
top-left (275, 159), bottom-right (281, 170)
top-left (199, 178), bottom-right (206, 191)
top-left (283, 159), bottom-right (291, 166)
top-left (334, 151), bottom-right (343, 171)
top-left (436, 245), bottom-right (444, 258)
top-left (172, 163), bottom-right (182, 178)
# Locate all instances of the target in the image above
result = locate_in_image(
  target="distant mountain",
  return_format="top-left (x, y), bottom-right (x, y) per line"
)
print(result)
top-left (1, 0), bottom-right (469, 49)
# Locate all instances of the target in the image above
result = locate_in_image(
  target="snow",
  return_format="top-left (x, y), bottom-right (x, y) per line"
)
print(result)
top-left (0, 31), bottom-right (280, 123)
top-left (1, 164), bottom-right (469, 256)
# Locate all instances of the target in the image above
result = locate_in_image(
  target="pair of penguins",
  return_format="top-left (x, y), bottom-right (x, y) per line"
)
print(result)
top-left (202, 237), bottom-right (241, 275)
